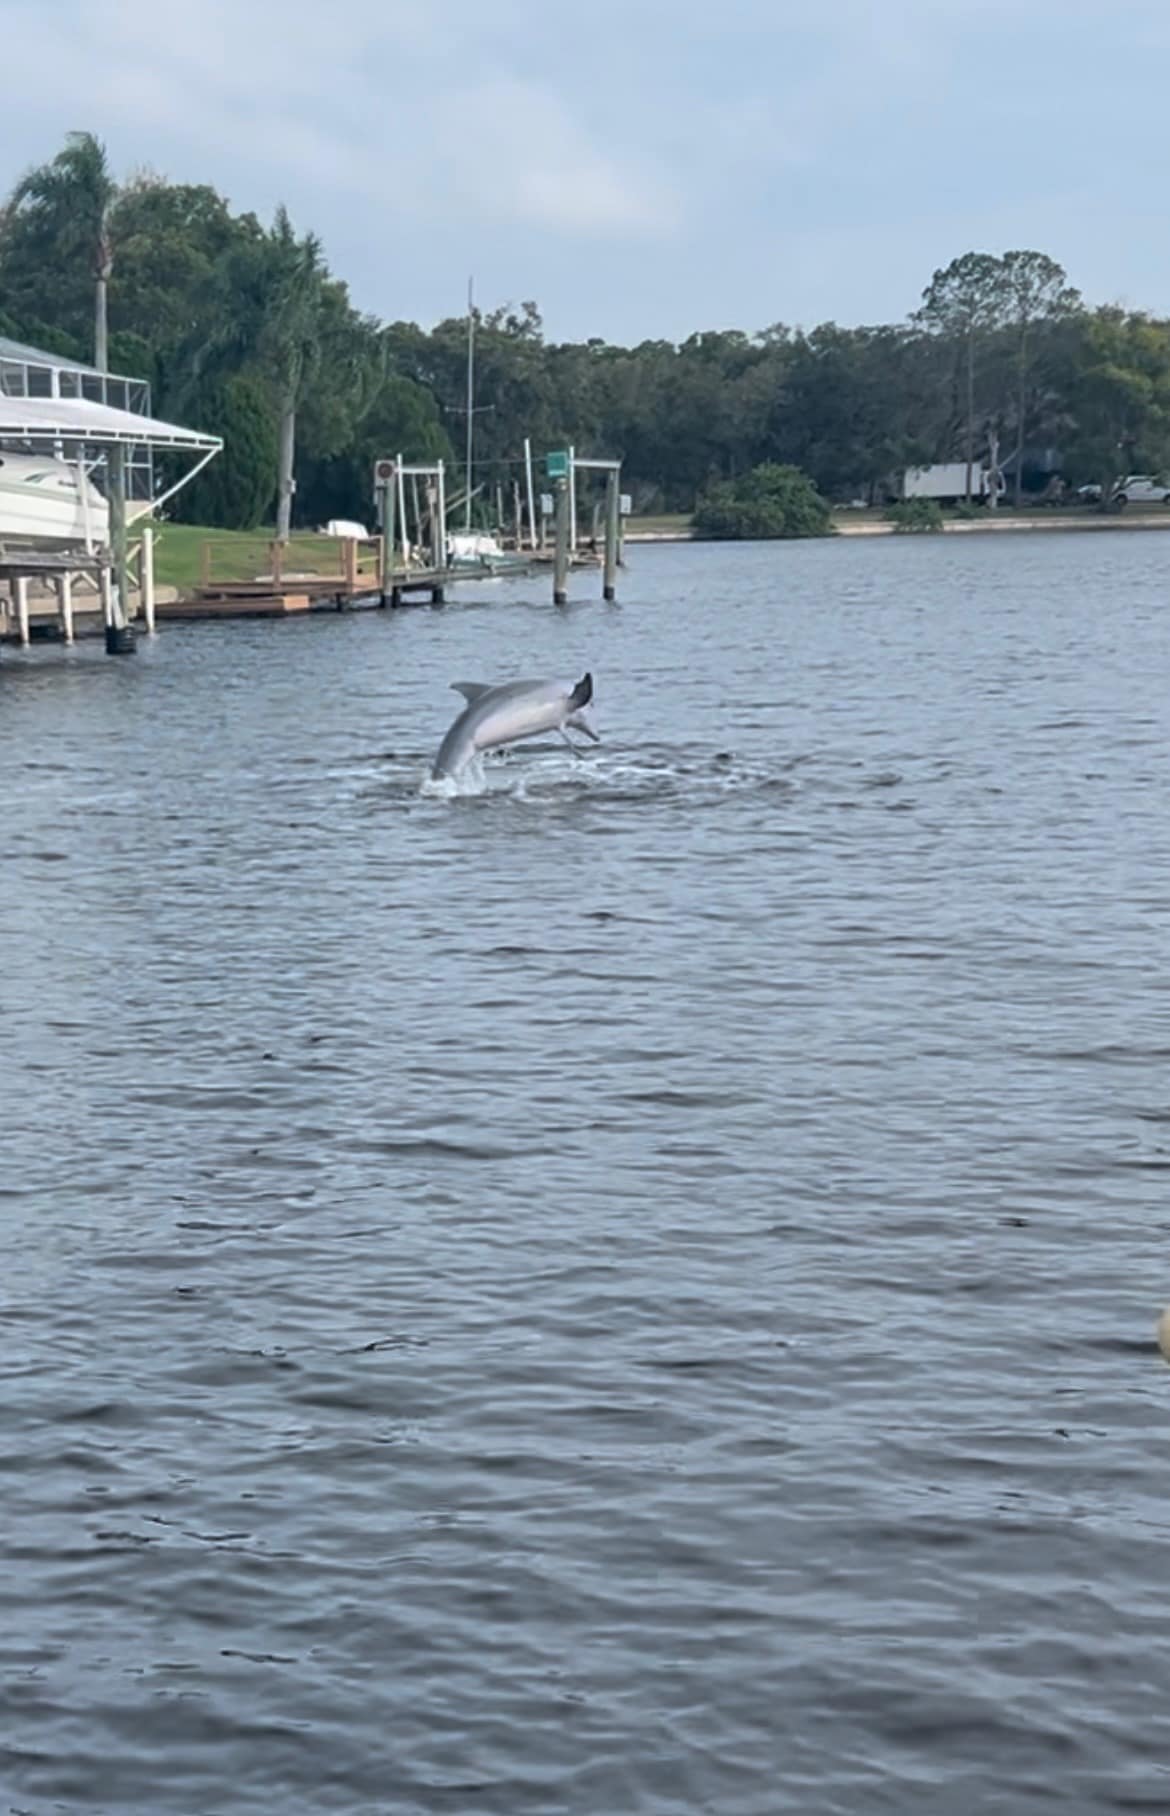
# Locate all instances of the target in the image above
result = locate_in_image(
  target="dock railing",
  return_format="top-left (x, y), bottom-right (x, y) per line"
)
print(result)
top-left (196, 535), bottom-right (385, 596)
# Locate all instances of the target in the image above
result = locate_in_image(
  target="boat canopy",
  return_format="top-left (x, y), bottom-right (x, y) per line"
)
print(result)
top-left (0, 394), bottom-right (222, 520)
top-left (0, 394), bottom-right (221, 453)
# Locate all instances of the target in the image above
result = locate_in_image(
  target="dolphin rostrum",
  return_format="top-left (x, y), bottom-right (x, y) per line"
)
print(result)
top-left (431, 673), bottom-right (598, 780)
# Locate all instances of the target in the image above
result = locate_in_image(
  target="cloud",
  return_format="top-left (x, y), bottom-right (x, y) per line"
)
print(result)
top-left (0, 0), bottom-right (676, 239)
top-left (429, 76), bottom-right (677, 235)
top-left (2, 0), bottom-right (1170, 340)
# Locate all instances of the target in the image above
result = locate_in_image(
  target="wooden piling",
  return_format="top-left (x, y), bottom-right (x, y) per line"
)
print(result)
top-left (397, 458), bottom-right (409, 568)
top-left (429, 480), bottom-right (444, 571)
top-left (14, 576), bottom-right (30, 646)
top-left (99, 562), bottom-right (114, 629)
top-left (383, 476), bottom-right (398, 595)
top-left (524, 438), bottom-right (537, 550)
top-left (58, 572), bottom-right (75, 645)
top-left (553, 478), bottom-right (570, 606)
top-left (107, 443), bottom-right (131, 643)
top-left (141, 527), bottom-right (156, 632)
top-left (603, 470), bottom-right (620, 601)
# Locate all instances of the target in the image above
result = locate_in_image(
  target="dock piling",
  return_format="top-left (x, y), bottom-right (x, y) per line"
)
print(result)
top-left (553, 478), bottom-right (570, 606)
top-left (397, 457), bottom-right (409, 568)
top-left (105, 443), bottom-right (136, 654)
top-left (603, 470), bottom-right (620, 601)
top-left (14, 577), bottom-right (30, 647)
top-left (141, 528), bottom-right (156, 632)
top-left (524, 438), bottom-right (537, 550)
top-left (57, 573), bottom-right (74, 645)
top-left (383, 478), bottom-right (398, 597)
top-left (430, 477), bottom-right (445, 571)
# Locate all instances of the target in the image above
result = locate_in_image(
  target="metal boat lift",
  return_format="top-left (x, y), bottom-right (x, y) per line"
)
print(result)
top-left (0, 393), bottom-right (221, 653)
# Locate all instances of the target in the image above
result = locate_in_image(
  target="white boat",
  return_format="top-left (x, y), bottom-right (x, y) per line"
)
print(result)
top-left (447, 529), bottom-right (531, 576)
top-left (448, 530), bottom-right (505, 564)
top-left (0, 451), bottom-right (110, 550)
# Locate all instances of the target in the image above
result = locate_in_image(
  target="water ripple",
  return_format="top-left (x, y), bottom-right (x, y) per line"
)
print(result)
top-left (4, 537), bottom-right (1170, 1812)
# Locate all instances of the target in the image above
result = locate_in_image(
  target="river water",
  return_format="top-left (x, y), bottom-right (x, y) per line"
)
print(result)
top-left (3, 533), bottom-right (1170, 1814)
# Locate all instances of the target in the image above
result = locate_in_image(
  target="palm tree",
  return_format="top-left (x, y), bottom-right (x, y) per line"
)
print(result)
top-left (178, 207), bottom-right (330, 540)
top-left (264, 209), bottom-right (327, 542)
top-left (5, 132), bottom-right (117, 370)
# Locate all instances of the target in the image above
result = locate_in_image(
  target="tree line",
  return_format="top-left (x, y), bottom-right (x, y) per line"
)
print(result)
top-left (3, 133), bottom-right (1170, 534)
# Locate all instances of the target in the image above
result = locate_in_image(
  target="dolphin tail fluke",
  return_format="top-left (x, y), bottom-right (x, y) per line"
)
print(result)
top-left (569, 672), bottom-right (593, 711)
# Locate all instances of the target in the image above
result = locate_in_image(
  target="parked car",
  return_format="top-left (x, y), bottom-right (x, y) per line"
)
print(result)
top-left (1112, 475), bottom-right (1170, 506)
top-left (1077, 474), bottom-right (1170, 505)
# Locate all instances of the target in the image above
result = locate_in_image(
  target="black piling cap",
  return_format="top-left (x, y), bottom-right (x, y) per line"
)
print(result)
top-left (570, 672), bottom-right (593, 710)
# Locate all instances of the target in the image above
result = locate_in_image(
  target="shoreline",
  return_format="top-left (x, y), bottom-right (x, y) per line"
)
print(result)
top-left (626, 511), bottom-right (1170, 544)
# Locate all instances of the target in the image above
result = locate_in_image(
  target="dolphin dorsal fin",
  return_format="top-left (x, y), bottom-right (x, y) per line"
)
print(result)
top-left (451, 681), bottom-right (491, 703)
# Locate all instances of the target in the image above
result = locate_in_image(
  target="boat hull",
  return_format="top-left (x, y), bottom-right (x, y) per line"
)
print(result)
top-left (0, 453), bottom-right (110, 549)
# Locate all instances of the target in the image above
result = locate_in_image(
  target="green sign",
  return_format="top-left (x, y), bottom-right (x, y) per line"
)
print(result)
top-left (546, 450), bottom-right (570, 480)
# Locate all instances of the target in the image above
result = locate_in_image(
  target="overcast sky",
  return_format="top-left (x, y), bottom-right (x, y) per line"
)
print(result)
top-left (1, 0), bottom-right (1163, 344)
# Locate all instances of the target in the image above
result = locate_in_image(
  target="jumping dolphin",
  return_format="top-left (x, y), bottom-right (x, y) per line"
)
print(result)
top-left (431, 673), bottom-right (597, 780)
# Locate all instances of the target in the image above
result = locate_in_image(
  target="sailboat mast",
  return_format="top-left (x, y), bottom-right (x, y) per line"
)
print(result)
top-left (464, 276), bottom-right (475, 533)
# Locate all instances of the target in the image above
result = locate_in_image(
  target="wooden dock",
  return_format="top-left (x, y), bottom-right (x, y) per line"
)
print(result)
top-left (3, 528), bottom-right (604, 642)
top-left (157, 566), bottom-right (500, 623)
top-left (149, 531), bottom-right (554, 623)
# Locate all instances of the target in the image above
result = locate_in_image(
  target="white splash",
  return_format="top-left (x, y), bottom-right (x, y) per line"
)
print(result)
top-left (418, 754), bottom-right (489, 800)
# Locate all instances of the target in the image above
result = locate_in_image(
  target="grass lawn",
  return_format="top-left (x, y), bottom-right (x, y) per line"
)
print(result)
top-left (625, 513), bottom-right (693, 537)
top-left (145, 522), bottom-right (360, 594)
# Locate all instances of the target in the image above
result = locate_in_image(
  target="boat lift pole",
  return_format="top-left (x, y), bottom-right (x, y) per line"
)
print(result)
top-left (572, 456), bottom-right (624, 602)
top-left (524, 437), bottom-right (537, 550)
top-left (553, 478), bottom-right (570, 607)
top-left (105, 443), bottom-right (135, 654)
top-left (603, 469), bottom-right (620, 601)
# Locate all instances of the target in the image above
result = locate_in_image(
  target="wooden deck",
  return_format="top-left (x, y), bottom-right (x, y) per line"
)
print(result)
top-left (160, 522), bottom-right (554, 620)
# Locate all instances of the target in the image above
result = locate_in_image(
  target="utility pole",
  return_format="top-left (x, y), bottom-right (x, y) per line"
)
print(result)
top-left (444, 278), bottom-right (494, 533)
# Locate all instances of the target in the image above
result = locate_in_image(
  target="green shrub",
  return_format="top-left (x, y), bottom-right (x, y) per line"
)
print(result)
top-left (884, 497), bottom-right (944, 532)
top-left (694, 463), bottom-right (832, 540)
